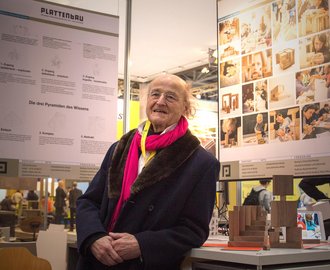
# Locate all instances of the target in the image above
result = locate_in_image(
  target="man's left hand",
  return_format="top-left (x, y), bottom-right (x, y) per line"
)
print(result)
top-left (109, 232), bottom-right (141, 261)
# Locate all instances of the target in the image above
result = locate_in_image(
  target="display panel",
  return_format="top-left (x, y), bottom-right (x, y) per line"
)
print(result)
top-left (0, 0), bottom-right (119, 179)
top-left (218, 0), bottom-right (330, 180)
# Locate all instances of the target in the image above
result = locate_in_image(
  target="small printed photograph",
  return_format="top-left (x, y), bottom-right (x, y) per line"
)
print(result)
top-left (218, 17), bottom-right (240, 46)
top-left (297, 212), bottom-right (323, 239)
top-left (273, 39), bottom-right (299, 75)
top-left (299, 31), bottom-right (330, 69)
top-left (240, 4), bottom-right (272, 54)
top-left (219, 40), bottom-right (240, 62)
top-left (295, 64), bottom-right (330, 104)
top-left (301, 101), bottom-right (330, 140)
top-left (242, 49), bottom-right (273, 83)
top-left (298, 0), bottom-right (329, 37)
top-left (269, 106), bottom-right (300, 142)
top-left (242, 112), bottom-right (269, 145)
top-left (220, 116), bottom-right (242, 148)
top-left (220, 58), bottom-right (240, 88)
top-left (272, 0), bottom-right (297, 43)
top-left (219, 85), bottom-right (241, 117)
top-left (242, 83), bottom-right (255, 113)
top-left (269, 74), bottom-right (295, 110)
top-left (254, 80), bottom-right (268, 112)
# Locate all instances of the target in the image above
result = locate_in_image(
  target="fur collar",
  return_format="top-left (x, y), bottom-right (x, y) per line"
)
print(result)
top-left (108, 129), bottom-right (200, 198)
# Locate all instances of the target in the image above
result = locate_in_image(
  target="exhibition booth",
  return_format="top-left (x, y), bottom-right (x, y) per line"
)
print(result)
top-left (1, 0), bottom-right (330, 270)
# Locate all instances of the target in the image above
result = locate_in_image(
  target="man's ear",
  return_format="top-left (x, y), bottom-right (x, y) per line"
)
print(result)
top-left (184, 103), bottom-right (189, 117)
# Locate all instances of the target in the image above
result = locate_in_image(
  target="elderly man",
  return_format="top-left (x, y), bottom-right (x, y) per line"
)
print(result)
top-left (76, 74), bottom-right (220, 270)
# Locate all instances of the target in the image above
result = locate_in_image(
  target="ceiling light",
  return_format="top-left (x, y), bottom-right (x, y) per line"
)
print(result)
top-left (201, 67), bottom-right (209, 74)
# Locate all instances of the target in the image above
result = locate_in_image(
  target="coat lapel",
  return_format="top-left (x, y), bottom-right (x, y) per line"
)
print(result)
top-left (108, 129), bottom-right (200, 198)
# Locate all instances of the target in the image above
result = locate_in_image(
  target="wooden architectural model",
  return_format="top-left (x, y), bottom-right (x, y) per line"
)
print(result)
top-left (270, 84), bottom-right (284, 101)
top-left (287, 107), bottom-right (300, 140)
top-left (228, 205), bottom-right (269, 249)
top-left (228, 175), bottom-right (306, 249)
top-left (269, 175), bottom-right (303, 248)
top-left (301, 10), bottom-right (329, 36)
top-left (276, 48), bottom-right (295, 70)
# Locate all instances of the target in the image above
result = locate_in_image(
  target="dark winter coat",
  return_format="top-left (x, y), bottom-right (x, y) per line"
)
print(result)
top-left (69, 188), bottom-right (83, 208)
top-left (76, 129), bottom-right (219, 270)
top-left (54, 186), bottom-right (67, 209)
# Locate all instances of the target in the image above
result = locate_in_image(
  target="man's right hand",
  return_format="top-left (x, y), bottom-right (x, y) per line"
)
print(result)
top-left (90, 235), bottom-right (124, 266)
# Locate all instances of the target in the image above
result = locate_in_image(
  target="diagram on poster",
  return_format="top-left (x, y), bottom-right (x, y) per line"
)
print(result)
top-left (0, 0), bottom-right (119, 178)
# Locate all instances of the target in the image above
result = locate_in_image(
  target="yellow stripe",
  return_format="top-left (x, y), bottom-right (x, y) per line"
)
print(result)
top-left (141, 121), bottom-right (156, 165)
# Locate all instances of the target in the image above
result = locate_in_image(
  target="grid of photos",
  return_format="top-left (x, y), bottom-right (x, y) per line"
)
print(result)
top-left (219, 0), bottom-right (330, 149)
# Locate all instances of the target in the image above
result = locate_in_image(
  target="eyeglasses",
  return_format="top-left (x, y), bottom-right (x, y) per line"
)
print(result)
top-left (148, 89), bottom-right (180, 103)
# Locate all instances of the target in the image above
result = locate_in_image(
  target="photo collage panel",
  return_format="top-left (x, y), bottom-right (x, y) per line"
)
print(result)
top-left (219, 0), bottom-right (330, 148)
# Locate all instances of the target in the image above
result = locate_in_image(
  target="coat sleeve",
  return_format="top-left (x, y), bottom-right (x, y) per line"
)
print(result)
top-left (134, 152), bottom-right (219, 269)
top-left (76, 143), bottom-right (117, 254)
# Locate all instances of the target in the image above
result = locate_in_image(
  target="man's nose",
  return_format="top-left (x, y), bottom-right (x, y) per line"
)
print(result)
top-left (156, 93), bottom-right (167, 104)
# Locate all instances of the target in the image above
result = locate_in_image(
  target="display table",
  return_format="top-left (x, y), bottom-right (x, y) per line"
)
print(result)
top-left (65, 234), bottom-right (330, 270)
top-left (187, 244), bottom-right (330, 270)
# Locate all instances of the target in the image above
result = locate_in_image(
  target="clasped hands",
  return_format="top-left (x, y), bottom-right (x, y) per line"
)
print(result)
top-left (90, 232), bottom-right (141, 266)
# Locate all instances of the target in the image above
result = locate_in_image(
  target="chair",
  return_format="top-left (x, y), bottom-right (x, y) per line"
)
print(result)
top-left (19, 215), bottom-right (43, 241)
top-left (0, 210), bottom-right (17, 237)
top-left (0, 247), bottom-right (52, 270)
top-left (0, 241), bottom-right (37, 256)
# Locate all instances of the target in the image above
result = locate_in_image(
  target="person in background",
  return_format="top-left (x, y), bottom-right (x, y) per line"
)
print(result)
top-left (251, 51), bottom-right (266, 80)
top-left (297, 187), bottom-right (314, 208)
top-left (41, 193), bottom-right (54, 214)
top-left (254, 113), bottom-right (267, 144)
top-left (299, 176), bottom-right (330, 201)
top-left (0, 195), bottom-right (15, 211)
top-left (296, 71), bottom-right (314, 98)
top-left (26, 190), bottom-right (39, 209)
top-left (255, 180), bottom-right (273, 213)
top-left (311, 104), bottom-right (321, 123)
top-left (310, 33), bottom-right (330, 66)
top-left (11, 190), bottom-right (23, 207)
top-left (275, 112), bottom-right (294, 141)
top-left (76, 74), bottom-right (220, 270)
top-left (68, 181), bottom-right (83, 232)
top-left (244, 51), bottom-right (269, 82)
top-left (318, 103), bottom-right (329, 121)
top-left (11, 190), bottom-right (23, 215)
top-left (54, 180), bottom-right (67, 224)
top-left (0, 195), bottom-right (17, 238)
top-left (299, 176), bottom-right (330, 239)
top-left (221, 117), bottom-right (240, 146)
top-left (302, 104), bottom-right (317, 139)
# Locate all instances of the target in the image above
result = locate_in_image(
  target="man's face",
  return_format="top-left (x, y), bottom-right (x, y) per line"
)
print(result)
top-left (257, 115), bottom-right (263, 123)
top-left (276, 114), bottom-right (283, 123)
top-left (146, 75), bottom-right (187, 133)
top-left (251, 53), bottom-right (263, 78)
top-left (304, 109), bottom-right (315, 120)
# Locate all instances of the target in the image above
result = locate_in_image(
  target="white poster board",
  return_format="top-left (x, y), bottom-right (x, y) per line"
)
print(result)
top-left (0, 0), bottom-right (119, 179)
top-left (217, 0), bottom-right (330, 180)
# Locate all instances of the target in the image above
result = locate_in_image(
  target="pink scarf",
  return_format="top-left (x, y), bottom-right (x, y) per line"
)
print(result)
top-left (108, 116), bottom-right (188, 231)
